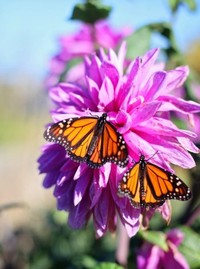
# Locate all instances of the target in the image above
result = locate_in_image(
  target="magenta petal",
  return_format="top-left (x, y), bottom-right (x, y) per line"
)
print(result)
top-left (131, 101), bottom-right (161, 125)
top-left (98, 77), bottom-right (115, 110)
top-left (137, 244), bottom-right (161, 269)
top-left (85, 55), bottom-right (102, 88)
top-left (138, 117), bottom-right (197, 139)
top-left (163, 66), bottom-right (189, 94)
top-left (167, 229), bottom-right (184, 246)
top-left (117, 57), bottom-right (141, 108)
top-left (86, 77), bottom-right (99, 106)
top-left (141, 71), bottom-right (167, 100)
top-left (157, 202), bottom-right (171, 223)
top-left (101, 61), bottom-right (119, 89)
top-left (158, 95), bottom-right (200, 114)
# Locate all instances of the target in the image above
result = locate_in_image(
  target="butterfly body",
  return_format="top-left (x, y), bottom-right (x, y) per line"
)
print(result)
top-left (119, 155), bottom-right (191, 208)
top-left (44, 113), bottom-right (128, 168)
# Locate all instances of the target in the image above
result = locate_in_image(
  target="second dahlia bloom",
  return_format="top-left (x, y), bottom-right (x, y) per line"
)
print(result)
top-left (45, 20), bottom-right (131, 89)
top-left (137, 229), bottom-right (189, 269)
top-left (39, 43), bottom-right (200, 237)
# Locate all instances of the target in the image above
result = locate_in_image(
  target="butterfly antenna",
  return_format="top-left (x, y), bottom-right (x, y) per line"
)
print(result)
top-left (147, 151), bottom-right (160, 162)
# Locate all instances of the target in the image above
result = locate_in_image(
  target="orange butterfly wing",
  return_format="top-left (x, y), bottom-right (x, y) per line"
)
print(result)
top-left (118, 155), bottom-right (191, 208)
top-left (44, 114), bottom-right (128, 168)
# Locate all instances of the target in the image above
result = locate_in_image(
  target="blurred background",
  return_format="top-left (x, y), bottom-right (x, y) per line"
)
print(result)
top-left (0, 0), bottom-right (200, 268)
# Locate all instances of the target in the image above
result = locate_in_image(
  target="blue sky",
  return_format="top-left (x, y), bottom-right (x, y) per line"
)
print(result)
top-left (0, 0), bottom-right (200, 82)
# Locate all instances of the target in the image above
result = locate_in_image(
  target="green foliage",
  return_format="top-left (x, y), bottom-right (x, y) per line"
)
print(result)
top-left (168, 0), bottom-right (197, 13)
top-left (139, 230), bottom-right (168, 251)
top-left (26, 211), bottom-right (118, 269)
top-left (125, 22), bottom-right (184, 67)
top-left (179, 226), bottom-right (200, 268)
top-left (94, 262), bottom-right (123, 269)
top-left (126, 27), bottom-right (151, 59)
top-left (70, 0), bottom-right (112, 24)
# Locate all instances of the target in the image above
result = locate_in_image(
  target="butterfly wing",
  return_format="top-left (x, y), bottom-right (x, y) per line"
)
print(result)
top-left (145, 163), bottom-right (191, 204)
top-left (118, 157), bottom-right (191, 208)
top-left (44, 117), bottom-right (98, 163)
top-left (118, 162), bottom-right (141, 208)
top-left (86, 121), bottom-right (128, 168)
top-left (44, 115), bottom-right (128, 168)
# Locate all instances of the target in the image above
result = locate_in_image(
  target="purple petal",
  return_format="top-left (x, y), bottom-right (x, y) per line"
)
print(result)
top-left (167, 229), bottom-right (184, 246)
top-left (38, 144), bottom-right (66, 173)
top-left (137, 244), bottom-right (161, 269)
top-left (73, 169), bottom-right (92, 206)
top-left (68, 195), bottom-right (92, 229)
top-left (164, 244), bottom-right (189, 269)
top-left (93, 186), bottom-right (116, 237)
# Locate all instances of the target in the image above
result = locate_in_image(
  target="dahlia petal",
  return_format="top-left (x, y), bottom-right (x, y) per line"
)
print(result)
top-left (167, 229), bottom-right (184, 246)
top-left (85, 55), bottom-right (102, 88)
top-left (177, 137), bottom-right (199, 153)
top-left (138, 117), bottom-right (197, 139)
top-left (131, 101), bottom-right (162, 125)
top-left (163, 66), bottom-right (189, 93)
top-left (141, 71), bottom-right (167, 100)
top-left (98, 164), bottom-right (111, 187)
top-left (108, 110), bottom-right (132, 134)
top-left (101, 61), bottom-right (119, 88)
top-left (93, 186), bottom-right (116, 237)
top-left (117, 41), bottom-right (127, 74)
top-left (137, 245), bottom-right (161, 269)
top-left (158, 95), bottom-right (200, 114)
top-left (38, 144), bottom-right (66, 173)
top-left (68, 196), bottom-right (92, 229)
top-left (57, 180), bottom-right (75, 210)
top-left (43, 171), bottom-right (60, 188)
top-left (164, 243), bottom-right (189, 269)
top-left (117, 57), bottom-right (141, 107)
top-left (136, 129), bottom-right (196, 168)
top-left (86, 77), bottom-right (99, 106)
top-left (137, 48), bottom-right (160, 88)
top-left (157, 202), bottom-right (171, 224)
top-left (74, 169), bottom-right (92, 206)
top-left (98, 77), bottom-right (115, 110)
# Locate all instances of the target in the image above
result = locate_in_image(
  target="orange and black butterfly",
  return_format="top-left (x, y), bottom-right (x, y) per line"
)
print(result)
top-left (44, 113), bottom-right (128, 168)
top-left (118, 155), bottom-right (191, 208)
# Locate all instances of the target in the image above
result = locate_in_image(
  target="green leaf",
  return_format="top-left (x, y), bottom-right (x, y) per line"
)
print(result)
top-left (184, 0), bottom-right (197, 10)
top-left (179, 226), bottom-right (200, 268)
top-left (168, 0), bottom-right (180, 12)
top-left (94, 262), bottom-right (123, 269)
top-left (139, 230), bottom-right (168, 251)
top-left (168, 0), bottom-right (197, 12)
top-left (125, 27), bottom-right (151, 60)
top-left (70, 0), bottom-right (112, 24)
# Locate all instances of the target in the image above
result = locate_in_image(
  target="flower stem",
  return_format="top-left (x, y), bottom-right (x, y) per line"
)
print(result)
top-left (115, 219), bottom-right (130, 268)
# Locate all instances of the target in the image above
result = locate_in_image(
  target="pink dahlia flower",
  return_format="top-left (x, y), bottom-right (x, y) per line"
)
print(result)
top-left (38, 43), bottom-right (200, 237)
top-left (45, 20), bottom-right (132, 89)
top-left (137, 229), bottom-right (189, 269)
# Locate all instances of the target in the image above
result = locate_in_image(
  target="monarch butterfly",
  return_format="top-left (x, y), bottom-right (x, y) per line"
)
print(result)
top-left (44, 113), bottom-right (128, 168)
top-left (118, 155), bottom-right (191, 208)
